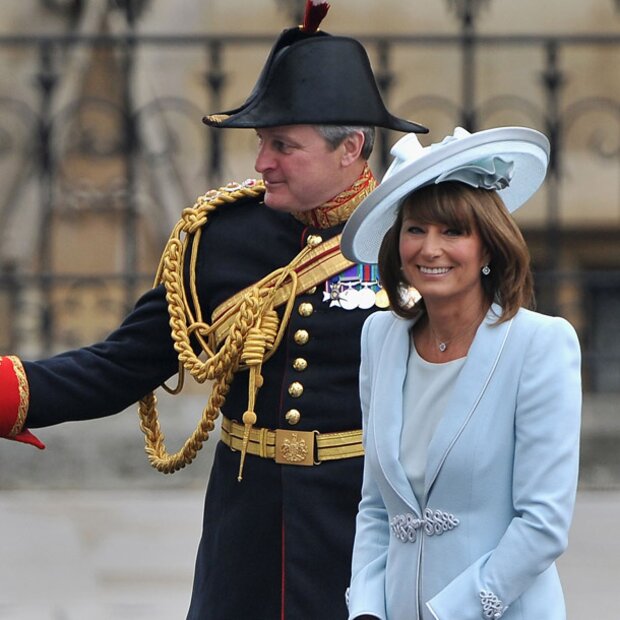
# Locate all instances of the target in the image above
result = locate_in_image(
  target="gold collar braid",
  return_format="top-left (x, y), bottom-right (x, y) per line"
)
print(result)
top-left (292, 163), bottom-right (376, 228)
top-left (138, 171), bottom-right (373, 478)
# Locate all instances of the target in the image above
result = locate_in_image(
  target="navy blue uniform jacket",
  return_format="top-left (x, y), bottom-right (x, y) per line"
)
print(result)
top-left (23, 190), bottom-right (379, 619)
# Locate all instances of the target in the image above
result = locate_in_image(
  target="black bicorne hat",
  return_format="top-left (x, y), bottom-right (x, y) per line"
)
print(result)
top-left (203, 3), bottom-right (427, 134)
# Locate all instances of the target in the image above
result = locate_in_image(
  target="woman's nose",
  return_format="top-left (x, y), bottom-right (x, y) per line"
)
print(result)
top-left (420, 231), bottom-right (442, 257)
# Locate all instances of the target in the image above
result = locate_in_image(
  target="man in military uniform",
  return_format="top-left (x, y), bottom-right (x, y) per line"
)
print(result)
top-left (0, 3), bottom-right (427, 618)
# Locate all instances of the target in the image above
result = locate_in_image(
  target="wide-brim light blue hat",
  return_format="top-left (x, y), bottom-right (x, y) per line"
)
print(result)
top-left (341, 126), bottom-right (550, 264)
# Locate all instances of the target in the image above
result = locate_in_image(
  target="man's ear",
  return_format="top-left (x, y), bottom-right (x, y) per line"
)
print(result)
top-left (340, 131), bottom-right (365, 167)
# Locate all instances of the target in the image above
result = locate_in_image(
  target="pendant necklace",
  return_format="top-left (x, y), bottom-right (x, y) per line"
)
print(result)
top-left (428, 310), bottom-right (485, 353)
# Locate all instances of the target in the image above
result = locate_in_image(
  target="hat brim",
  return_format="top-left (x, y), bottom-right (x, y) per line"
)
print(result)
top-left (202, 112), bottom-right (428, 133)
top-left (341, 126), bottom-right (550, 264)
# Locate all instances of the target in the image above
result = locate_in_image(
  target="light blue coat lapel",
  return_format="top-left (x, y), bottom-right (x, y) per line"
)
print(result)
top-left (368, 306), bottom-right (513, 513)
top-left (370, 315), bottom-right (421, 514)
top-left (424, 305), bottom-right (513, 499)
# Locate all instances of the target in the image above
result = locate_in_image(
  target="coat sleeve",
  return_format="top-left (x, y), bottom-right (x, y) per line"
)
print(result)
top-left (426, 316), bottom-right (582, 620)
top-left (10, 285), bottom-right (180, 431)
top-left (348, 313), bottom-right (390, 620)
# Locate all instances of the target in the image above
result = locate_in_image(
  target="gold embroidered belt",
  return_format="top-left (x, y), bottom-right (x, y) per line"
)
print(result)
top-left (220, 416), bottom-right (364, 466)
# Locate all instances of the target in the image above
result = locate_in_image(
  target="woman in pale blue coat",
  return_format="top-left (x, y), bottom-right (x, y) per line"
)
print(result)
top-left (340, 127), bottom-right (582, 620)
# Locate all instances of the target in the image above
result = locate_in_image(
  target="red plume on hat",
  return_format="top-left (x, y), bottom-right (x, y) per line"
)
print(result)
top-left (301, 0), bottom-right (330, 33)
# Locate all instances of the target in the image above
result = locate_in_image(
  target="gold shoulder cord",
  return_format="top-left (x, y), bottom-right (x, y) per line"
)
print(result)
top-left (137, 181), bottom-right (317, 478)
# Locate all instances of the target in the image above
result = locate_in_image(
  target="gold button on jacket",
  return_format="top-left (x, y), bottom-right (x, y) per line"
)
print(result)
top-left (285, 409), bottom-right (301, 425)
top-left (294, 329), bottom-right (309, 345)
top-left (292, 357), bottom-right (308, 372)
top-left (298, 302), bottom-right (314, 317)
top-left (288, 381), bottom-right (304, 398)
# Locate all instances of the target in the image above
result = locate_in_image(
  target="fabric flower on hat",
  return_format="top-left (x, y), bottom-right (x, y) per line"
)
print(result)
top-left (435, 156), bottom-right (515, 191)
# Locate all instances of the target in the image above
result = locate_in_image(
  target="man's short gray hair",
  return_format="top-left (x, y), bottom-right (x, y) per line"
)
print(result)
top-left (315, 125), bottom-right (375, 160)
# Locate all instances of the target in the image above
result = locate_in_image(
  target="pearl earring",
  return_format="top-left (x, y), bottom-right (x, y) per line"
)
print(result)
top-left (482, 264), bottom-right (491, 276)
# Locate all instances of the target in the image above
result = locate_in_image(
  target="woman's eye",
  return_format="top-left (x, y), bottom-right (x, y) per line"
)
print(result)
top-left (445, 228), bottom-right (463, 236)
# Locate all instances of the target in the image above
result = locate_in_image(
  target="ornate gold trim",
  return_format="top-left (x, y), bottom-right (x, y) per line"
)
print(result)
top-left (205, 114), bottom-right (230, 124)
top-left (292, 163), bottom-right (377, 228)
top-left (7, 356), bottom-right (29, 437)
top-left (220, 416), bottom-right (363, 464)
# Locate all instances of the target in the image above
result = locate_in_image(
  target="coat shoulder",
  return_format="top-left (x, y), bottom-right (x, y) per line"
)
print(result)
top-left (362, 309), bottom-right (402, 339)
top-left (510, 308), bottom-right (581, 359)
top-left (361, 310), bottom-right (411, 360)
top-left (513, 307), bottom-right (578, 338)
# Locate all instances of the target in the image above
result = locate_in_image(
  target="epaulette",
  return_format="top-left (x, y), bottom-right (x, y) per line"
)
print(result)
top-left (196, 178), bottom-right (265, 208)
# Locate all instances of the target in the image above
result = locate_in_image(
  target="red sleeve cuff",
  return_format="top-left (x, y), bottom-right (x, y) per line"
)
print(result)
top-left (0, 355), bottom-right (45, 449)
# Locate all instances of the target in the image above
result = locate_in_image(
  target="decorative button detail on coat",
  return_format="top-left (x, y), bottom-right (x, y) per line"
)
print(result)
top-left (288, 382), bottom-right (304, 398)
top-left (306, 234), bottom-right (323, 247)
top-left (480, 590), bottom-right (507, 619)
top-left (292, 358), bottom-right (308, 372)
top-left (294, 330), bottom-right (309, 345)
top-left (298, 302), bottom-right (314, 317)
top-left (285, 409), bottom-right (301, 425)
top-left (390, 508), bottom-right (460, 543)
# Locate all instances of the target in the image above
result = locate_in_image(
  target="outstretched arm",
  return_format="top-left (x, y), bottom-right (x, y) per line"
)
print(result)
top-left (1, 285), bottom-right (179, 446)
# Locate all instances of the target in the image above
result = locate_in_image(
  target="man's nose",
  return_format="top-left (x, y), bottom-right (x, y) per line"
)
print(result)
top-left (254, 144), bottom-right (274, 173)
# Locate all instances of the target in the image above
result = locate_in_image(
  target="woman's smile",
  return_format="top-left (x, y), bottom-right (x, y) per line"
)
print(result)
top-left (418, 265), bottom-right (452, 275)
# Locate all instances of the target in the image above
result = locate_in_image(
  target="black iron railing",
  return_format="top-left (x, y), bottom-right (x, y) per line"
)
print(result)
top-left (0, 28), bottom-right (618, 391)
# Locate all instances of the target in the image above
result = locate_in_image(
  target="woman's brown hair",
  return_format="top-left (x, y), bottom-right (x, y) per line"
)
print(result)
top-left (378, 181), bottom-right (534, 322)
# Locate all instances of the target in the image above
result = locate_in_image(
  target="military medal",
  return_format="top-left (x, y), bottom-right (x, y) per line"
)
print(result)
top-left (323, 263), bottom-right (386, 309)
top-left (374, 288), bottom-right (390, 308)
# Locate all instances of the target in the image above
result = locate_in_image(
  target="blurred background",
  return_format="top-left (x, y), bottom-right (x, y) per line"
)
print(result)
top-left (0, 0), bottom-right (618, 618)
